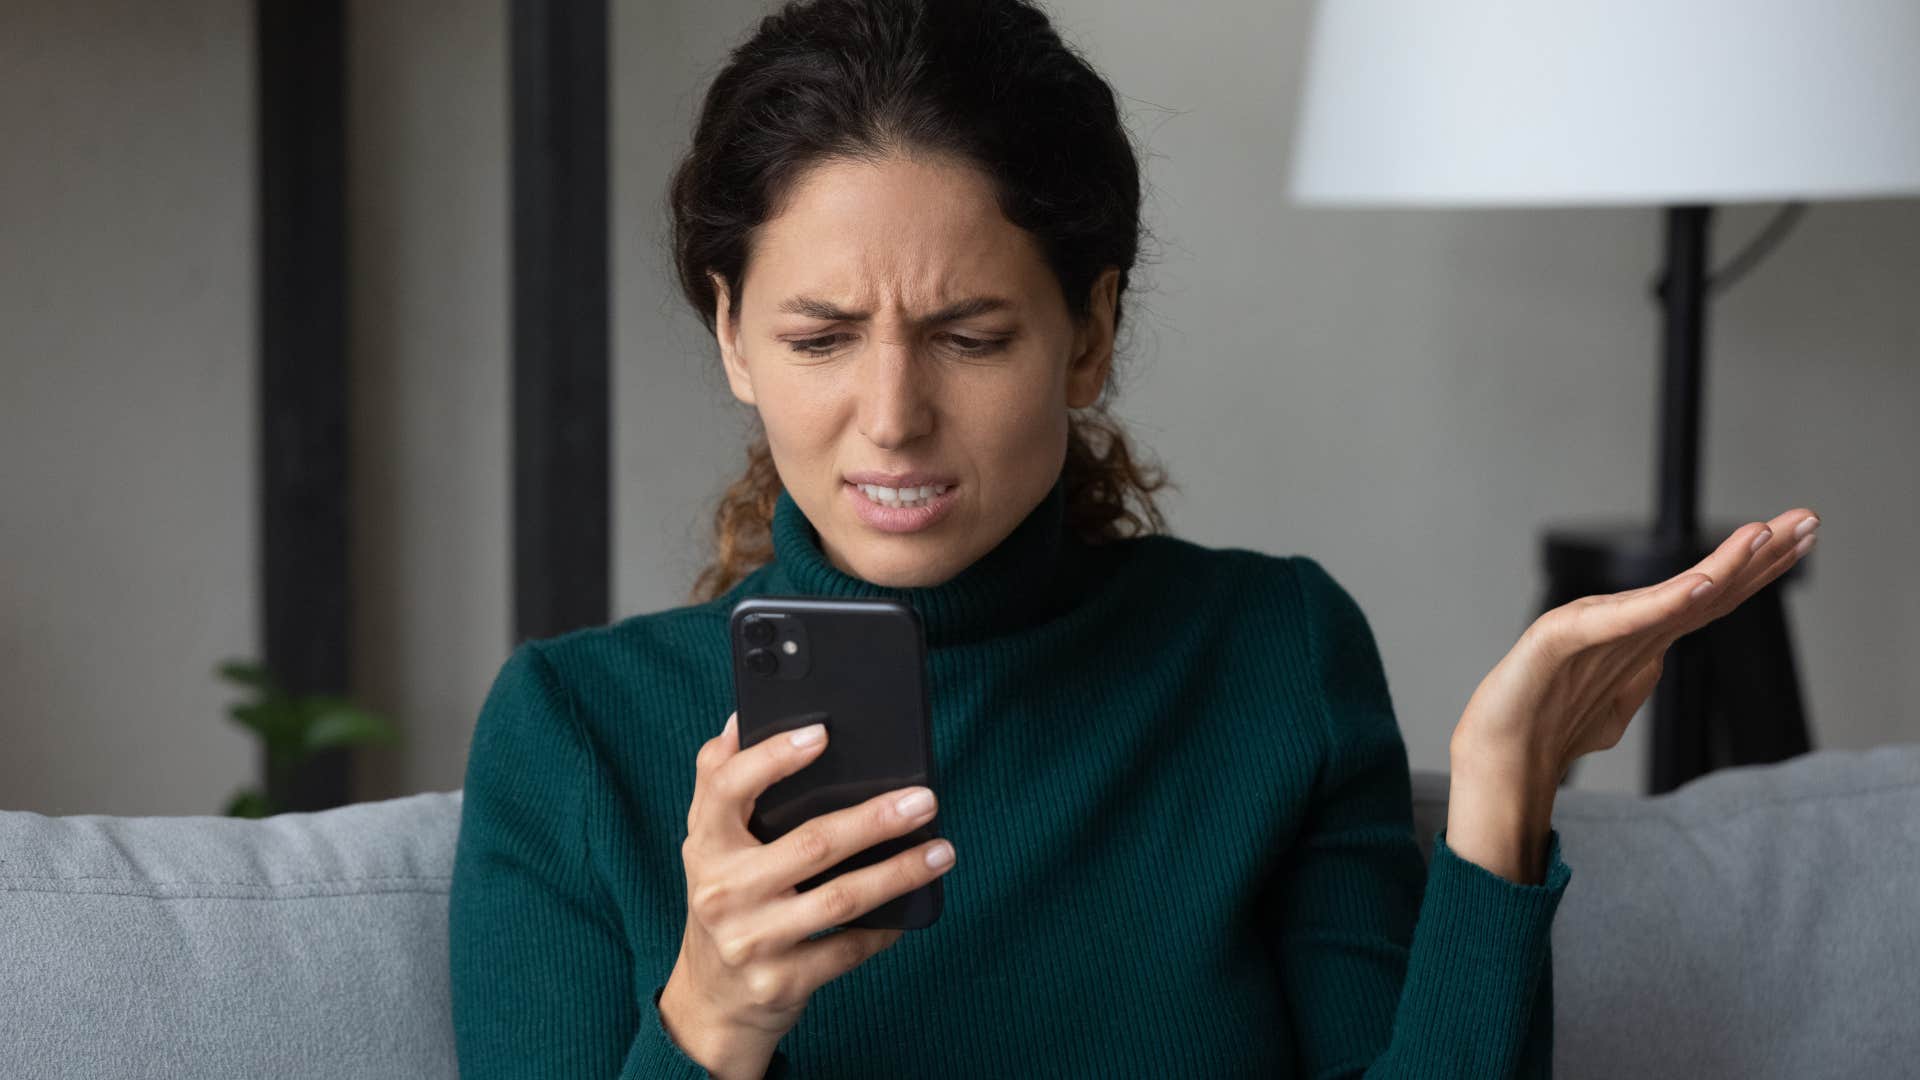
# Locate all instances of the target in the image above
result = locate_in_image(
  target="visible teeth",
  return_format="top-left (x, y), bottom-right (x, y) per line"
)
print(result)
top-left (857, 482), bottom-right (949, 509)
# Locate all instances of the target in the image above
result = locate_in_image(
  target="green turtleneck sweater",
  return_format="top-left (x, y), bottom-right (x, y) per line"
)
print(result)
top-left (449, 473), bottom-right (1572, 1078)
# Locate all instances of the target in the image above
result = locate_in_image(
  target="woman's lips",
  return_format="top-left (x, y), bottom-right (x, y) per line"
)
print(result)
top-left (844, 481), bottom-right (959, 534)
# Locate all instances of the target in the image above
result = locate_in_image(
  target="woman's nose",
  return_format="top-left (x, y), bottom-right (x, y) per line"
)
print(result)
top-left (857, 341), bottom-right (934, 449)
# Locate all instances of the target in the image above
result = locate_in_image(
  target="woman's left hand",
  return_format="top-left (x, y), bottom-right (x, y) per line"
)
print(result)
top-left (1443, 506), bottom-right (1822, 883)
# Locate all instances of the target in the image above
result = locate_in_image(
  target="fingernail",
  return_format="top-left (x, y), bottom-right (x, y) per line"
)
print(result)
top-left (724, 713), bottom-right (736, 736)
top-left (1690, 577), bottom-right (1716, 600)
top-left (1794, 515), bottom-right (1820, 540)
top-left (894, 788), bottom-right (933, 818)
top-left (789, 723), bottom-right (825, 747)
top-left (1749, 527), bottom-right (1772, 554)
top-left (924, 841), bottom-right (954, 869)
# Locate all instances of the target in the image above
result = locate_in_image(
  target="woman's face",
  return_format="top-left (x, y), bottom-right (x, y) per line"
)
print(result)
top-left (712, 153), bottom-right (1118, 588)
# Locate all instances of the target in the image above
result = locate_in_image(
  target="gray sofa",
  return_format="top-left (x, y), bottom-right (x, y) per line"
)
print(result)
top-left (4, 745), bottom-right (1917, 1078)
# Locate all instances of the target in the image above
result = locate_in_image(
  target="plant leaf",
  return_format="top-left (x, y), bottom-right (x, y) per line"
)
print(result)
top-left (217, 659), bottom-right (277, 691)
top-left (298, 694), bottom-right (357, 721)
top-left (229, 701), bottom-right (302, 747)
top-left (224, 788), bottom-right (275, 818)
top-left (303, 703), bottom-right (400, 752)
top-left (227, 701), bottom-right (274, 736)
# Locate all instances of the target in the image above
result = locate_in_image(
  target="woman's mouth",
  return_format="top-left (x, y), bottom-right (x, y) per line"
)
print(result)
top-left (844, 480), bottom-right (959, 533)
top-left (854, 481), bottom-right (948, 509)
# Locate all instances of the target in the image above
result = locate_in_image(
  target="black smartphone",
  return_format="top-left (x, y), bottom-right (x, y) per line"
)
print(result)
top-left (728, 595), bottom-right (943, 931)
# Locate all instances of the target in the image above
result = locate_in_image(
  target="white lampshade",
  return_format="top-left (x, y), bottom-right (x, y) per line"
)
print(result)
top-left (1289, 0), bottom-right (1920, 207)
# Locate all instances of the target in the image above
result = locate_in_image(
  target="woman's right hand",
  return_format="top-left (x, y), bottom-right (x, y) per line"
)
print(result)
top-left (659, 711), bottom-right (957, 1079)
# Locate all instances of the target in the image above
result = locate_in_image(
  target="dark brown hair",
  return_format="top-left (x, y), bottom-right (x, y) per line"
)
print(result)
top-left (670, 0), bottom-right (1173, 602)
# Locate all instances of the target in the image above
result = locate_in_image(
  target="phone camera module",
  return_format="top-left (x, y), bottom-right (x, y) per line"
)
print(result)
top-left (732, 607), bottom-right (810, 680)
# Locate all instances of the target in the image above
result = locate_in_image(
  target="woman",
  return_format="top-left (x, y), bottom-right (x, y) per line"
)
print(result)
top-left (448, 1), bottom-right (1820, 1076)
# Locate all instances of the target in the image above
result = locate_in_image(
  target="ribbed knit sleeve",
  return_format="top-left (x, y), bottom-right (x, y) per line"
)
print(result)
top-left (1272, 556), bottom-right (1571, 1079)
top-left (450, 642), bottom-right (792, 1078)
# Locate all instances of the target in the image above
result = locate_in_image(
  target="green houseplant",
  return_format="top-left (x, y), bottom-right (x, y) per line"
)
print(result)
top-left (217, 658), bottom-right (401, 818)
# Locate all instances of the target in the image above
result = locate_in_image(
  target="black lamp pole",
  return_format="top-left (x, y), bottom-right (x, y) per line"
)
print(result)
top-left (1655, 206), bottom-right (1712, 544)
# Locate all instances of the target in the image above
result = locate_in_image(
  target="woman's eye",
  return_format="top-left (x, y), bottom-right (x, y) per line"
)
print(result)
top-left (946, 334), bottom-right (1005, 355)
top-left (785, 333), bottom-right (1008, 356)
top-left (788, 334), bottom-right (845, 356)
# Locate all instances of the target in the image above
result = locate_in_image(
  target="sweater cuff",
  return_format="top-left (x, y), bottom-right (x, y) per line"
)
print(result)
top-left (637, 983), bottom-right (793, 1079)
top-left (1424, 825), bottom-right (1569, 973)
top-left (1397, 827), bottom-right (1571, 1066)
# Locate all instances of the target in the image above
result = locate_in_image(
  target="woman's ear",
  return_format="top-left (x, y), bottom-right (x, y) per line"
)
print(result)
top-left (712, 271), bottom-right (757, 406)
top-left (1065, 267), bottom-right (1120, 409)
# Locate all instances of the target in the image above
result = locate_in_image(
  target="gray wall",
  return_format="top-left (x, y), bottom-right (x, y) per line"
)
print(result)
top-left (345, 0), bottom-right (510, 807)
top-left (2, 0), bottom-right (1913, 815)
top-left (1, 0), bottom-right (255, 815)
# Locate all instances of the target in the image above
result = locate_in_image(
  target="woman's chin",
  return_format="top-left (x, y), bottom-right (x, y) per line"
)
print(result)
top-left (828, 540), bottom-right (968, 589)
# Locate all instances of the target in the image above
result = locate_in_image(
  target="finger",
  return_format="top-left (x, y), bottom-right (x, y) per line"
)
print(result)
top-left (1605, 520), bottom-right (1813, 696)
top-left (1659, 515), bottom-right (1815, 648)
top-left (1580, 508), bottom-right (1817, 643)
top-left (1688, 507), bottom-right (1816, 598)
top-left (787, 927), bottom-right (903, 999)
top-left (1683, 519), bottom-right (1773, 596)
top-left (1578, 519), bottom-right (1765, 616)
top-left (1602, 555), bottom-right (1766, 666)
top-left (693, 711), bottom-right (739, 770)
top-left (687, 712), bottom-right (742, 835)
top-left (693, 719), bottom-right (830, 847)
top-left (751, 784), bottom-right (940, 897)
top-left (1624, 507), bottom-right (1815, 602)
top-left (1563, 569), bottom-right (1715, 649)
top-left (764, 833), bottom-right (953, 951)
top-left (1615, 527), bottom-right (1810, 698)
top-left (1693, 510), bottom-right (1818, 622)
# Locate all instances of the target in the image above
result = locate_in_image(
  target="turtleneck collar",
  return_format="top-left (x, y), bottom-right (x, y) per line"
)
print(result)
top-left (762, 469), bottom-right (1077, 646)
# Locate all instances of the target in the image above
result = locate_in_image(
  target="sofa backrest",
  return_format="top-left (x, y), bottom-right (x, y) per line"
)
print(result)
top-left (0, 790), bottom-right (465, 1080)
top-left (3, 745), bottom-right (1917, 1078)
top-left (1412, 744), bottom-right (1920, 1078)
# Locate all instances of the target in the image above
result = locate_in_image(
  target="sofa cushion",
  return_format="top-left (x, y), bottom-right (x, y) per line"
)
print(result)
top-left (1413, 744), bottom-right (1920, 1079)
top-left (0, 790), bottom-right (464, 1080)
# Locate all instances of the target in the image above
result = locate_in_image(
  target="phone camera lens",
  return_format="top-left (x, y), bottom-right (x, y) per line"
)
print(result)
top-left (743, 617), bottom-right (775, 646)
top-left (745, 647), bottom-right (778, 676)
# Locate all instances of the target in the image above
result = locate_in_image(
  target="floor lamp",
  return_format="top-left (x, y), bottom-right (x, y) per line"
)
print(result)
top-left (1288, 0), bottom-right (1920, 793)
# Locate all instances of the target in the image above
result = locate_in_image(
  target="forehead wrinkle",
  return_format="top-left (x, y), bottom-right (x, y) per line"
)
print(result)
top-left (751, 169), bottom-right (1036, 326)
top-left (768, 241), bottom-right (1021, 327)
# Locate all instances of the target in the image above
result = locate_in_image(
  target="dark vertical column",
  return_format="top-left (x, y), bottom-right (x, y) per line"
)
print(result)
top-left (511, 0), bottom-right (612, 644)
top-left (1652, 206), bottom-right (1712, 545)
top-left (257, 0), bottom-right (351, 810)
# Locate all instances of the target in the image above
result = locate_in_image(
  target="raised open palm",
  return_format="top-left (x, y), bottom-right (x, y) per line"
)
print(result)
top-left (1457, 507), bottom-right (1821, 778)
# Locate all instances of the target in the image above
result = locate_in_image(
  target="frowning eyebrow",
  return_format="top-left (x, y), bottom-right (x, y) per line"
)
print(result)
top-left (775, 295), bottom-right (1015, 325)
